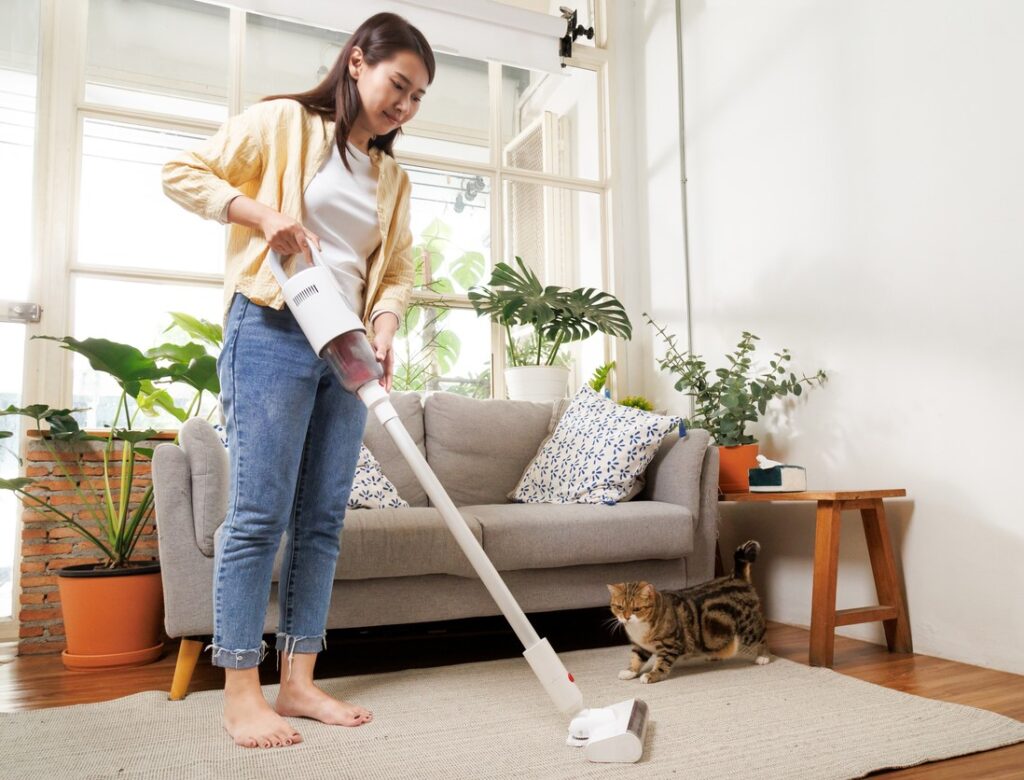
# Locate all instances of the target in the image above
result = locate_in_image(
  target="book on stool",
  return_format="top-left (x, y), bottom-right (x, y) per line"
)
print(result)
top-left (748, 454), bottom-right (807, 492)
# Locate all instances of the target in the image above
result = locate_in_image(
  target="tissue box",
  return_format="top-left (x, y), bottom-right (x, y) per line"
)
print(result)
top-left (748, 464), bottom-right (807, 493)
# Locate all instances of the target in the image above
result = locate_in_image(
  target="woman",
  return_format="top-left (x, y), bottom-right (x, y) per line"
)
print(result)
top-left (162, 13), bottom-right (433, 749)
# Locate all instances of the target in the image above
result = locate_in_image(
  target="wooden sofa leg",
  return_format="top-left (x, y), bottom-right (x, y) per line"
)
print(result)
top-left (169, 637), bottom-right (205, 701)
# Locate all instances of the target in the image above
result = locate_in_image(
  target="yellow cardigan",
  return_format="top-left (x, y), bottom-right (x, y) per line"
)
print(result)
top-left (161, 98), bottom-right (414, 337)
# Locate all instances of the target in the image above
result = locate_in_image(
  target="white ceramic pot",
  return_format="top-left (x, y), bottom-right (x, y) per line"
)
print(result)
top-left (505, 365), bottom-right (570, 402)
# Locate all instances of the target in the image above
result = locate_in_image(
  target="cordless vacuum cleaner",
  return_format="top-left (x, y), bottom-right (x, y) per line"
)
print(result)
top-left (267, 245), bottom-right (650, 764)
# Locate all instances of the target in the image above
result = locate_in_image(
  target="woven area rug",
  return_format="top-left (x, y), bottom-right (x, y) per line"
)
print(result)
top-left (3, 646), bottom-right (1023, 779)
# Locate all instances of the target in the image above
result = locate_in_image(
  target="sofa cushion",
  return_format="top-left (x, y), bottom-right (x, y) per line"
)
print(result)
top-left (423, 392), bottom-right (554, 506)
top-left (348, 444), bottom-right (409, 510)
top-left (179, 417), bottom-right (230, 556)
top-left (362, 391), bottom-right (428, 507)
top-left (465, 501), bottom-right (692, 571)
top-left (510, 387), bottom-right (683, 505)
top-left (255, 507), bottom-right (484, 581)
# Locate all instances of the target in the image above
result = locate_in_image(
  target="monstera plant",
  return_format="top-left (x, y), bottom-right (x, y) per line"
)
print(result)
top-left (469, 257), bottom-right (632, 401)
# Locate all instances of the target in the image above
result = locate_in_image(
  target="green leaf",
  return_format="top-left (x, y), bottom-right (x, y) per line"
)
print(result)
top-left (434, 330), bottom-right (461, 375)
top-left (428, 278), bottom-right (455, 296)
top-left (34, 336), bottom-right (171, 397)
top-left (112, 428), bottom-right (159, 445)
top-left (145, 342), bottom-right (207, 364)
top-left (587, 361), bottom-right (615, 392)
top-left (0, 477), bottom-right (35, 491)
top-left (451, 251), bottom-right (486, 290)
top-left (165, 312), bottom-right (222, 349)
top-left (1, 403), bottom-right (52, 421)
top-left (168, 354), bottom-right (219, 395)
top-left (135, 446), bottom-right (154, 459)
top-left (0, 430), bottom-right (10, 440)
top-left (135, 381), bottom-right (188, 422)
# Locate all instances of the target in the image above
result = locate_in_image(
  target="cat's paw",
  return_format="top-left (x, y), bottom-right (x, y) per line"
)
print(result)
top-left (618, 669), bottom-right (639, 680)
top-left (639, 672), bottom-right (663, 684)
top-left (755, 655), bottom-right (770, 665)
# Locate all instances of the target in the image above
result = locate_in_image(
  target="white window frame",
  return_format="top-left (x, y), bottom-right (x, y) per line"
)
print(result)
top-left (7, 0), bottom-right (618, 635)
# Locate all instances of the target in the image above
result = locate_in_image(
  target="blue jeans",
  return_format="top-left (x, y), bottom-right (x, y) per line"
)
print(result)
top-left (209, 292), bottom-right (366, 673)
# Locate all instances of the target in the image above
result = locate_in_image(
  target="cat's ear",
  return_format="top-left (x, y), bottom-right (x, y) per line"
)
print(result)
top-left (642, 582), bottom-right (655, 599)
top-left (606, 584), bottom-right (618, 595)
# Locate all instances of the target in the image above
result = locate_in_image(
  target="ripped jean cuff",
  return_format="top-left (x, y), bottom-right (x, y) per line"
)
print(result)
top-left (205, 640), bottom-right (269, 670)
top-left (275, 632), bottom-right (327, 681)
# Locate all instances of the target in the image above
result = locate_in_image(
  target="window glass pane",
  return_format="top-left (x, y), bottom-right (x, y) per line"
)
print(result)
top-left (71, 278), bottom-right (222, 430)
top-left (0, 0), bottom-right (38, 301)
top-left (78, 119), bottom-right (225, 275)
top-left (503, 181), bottom-right (607, 383)
top-left (392, 306), bottom-right (491, 398)
top-left (501, 65), bottom-right (599, 180)
top-left (0, 0), bottom-right (38, 620)
top-left (406, 166), bottom-right (491, 296)
top-left (243, 13), bottom-right (348, 107)
top-left (397, 53), bottom-right (489, 165)
top-left (85, 0), bottom-right (229, 122)
top-left (0, 324), bottom-right (25, 619)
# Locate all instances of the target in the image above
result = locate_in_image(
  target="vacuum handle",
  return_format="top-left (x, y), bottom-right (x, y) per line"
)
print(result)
top-left (266, 238), bottom-right (328, 288)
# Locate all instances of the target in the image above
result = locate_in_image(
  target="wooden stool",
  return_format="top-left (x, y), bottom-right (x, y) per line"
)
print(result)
top-left (720, 490), bottom-right (912, 667)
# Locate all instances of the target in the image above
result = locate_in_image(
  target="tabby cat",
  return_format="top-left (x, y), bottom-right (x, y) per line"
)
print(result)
top-left (608, 540), bottom-right (769, 684)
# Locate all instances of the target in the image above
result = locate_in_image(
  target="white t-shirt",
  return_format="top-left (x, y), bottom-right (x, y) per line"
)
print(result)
top-left (302, 142), bottom-right (381, 317)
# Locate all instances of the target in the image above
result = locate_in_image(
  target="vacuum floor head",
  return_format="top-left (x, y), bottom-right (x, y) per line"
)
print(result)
top-left (567, 698), bottom-right (649, 763)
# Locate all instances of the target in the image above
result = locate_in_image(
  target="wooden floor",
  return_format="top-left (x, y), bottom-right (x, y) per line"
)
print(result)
top-left (1, 614), bottom-right (1022, 778)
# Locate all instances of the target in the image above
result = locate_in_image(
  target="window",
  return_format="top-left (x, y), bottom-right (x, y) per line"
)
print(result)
top-left (0, 0), bottom-right (40, 622)
top-left (20, 0), bottom-right (614, 441)
top-left (7, 0), bottom-right (614, 629)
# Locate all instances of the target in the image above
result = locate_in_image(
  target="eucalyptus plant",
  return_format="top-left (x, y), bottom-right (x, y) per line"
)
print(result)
top-left (646, 314), bottom-right (827, 446)
top-left (0, 313), bottom-right (221, 569)
top-left (469, 257), bottom-right (632, 366)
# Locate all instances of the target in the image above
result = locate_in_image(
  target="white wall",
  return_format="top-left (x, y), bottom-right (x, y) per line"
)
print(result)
top-left (36, 0), bottom-right (1023, 672)
top-left (620, 0), bottom-right (1024, 674)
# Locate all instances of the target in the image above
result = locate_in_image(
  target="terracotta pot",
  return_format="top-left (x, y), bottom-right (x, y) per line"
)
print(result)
top-left (56, 562), bottom-right (164, 670)
top-left (718, 443), bottom-right (760, 493)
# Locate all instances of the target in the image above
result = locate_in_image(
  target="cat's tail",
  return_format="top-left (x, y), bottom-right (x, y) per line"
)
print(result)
top-left (733, 540), bottom-right (761, 582)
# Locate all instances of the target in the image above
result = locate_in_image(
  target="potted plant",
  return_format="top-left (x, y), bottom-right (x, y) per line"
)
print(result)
top-left (645, 315), bottom-right (827, 492)
top-left (469, 257), bottom-right (632, 401)
top-left (1, 312), bottom-right (221, 669)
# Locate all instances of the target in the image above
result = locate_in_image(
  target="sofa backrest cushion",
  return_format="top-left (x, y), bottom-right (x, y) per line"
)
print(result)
top-left (423, 392), bottom-right (554, 506)
top-left (362, 391), bottom-right (428, 507)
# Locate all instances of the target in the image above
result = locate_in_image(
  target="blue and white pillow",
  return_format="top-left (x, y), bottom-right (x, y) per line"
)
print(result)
top-left (210, 422), bottom-right (406, 510)
top-left (510, 387), bottom-right (683, 505)
top-left (348, 444), bottom-right (409, 510)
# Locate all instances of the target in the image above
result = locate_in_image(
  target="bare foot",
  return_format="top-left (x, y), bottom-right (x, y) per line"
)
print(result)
top-left (275, 682), bottom-right (373, 727)
top-left (223, 685), bottom-right (303, 749)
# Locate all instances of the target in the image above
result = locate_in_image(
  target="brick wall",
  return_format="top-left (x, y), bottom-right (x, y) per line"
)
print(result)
top-left (17, 431), bottom-right (175, 655)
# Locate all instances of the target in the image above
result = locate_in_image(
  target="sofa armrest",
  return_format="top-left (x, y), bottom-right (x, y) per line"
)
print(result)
top-left (641, 428), bottom-right (710, 515)
top-left (639, 428), bottom-right (718, 583)
top-left (153, 442), bottom-right (215, 639)
top-left (689, 445), bottom-right (720, 583)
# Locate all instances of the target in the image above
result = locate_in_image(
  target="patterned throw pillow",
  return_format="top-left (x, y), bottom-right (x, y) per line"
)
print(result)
top-left (348, 444), bottom-right (410, 510)
top-left (510, 386), bottom-right (683, 505)
top-left (210, 423), bottom-right (406, 510)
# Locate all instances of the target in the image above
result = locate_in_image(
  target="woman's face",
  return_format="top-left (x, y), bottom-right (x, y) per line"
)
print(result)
top-left (350, 48), bottom-right (429, 138)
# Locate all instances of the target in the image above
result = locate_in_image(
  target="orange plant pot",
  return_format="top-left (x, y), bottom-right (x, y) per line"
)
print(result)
top-left (717, 443), bottom-right (760, 493)
top-left (56, 563), bottom-right (165, 670)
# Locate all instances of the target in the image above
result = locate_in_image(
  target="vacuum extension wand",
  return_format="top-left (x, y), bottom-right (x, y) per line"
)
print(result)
top-left (267, 245), bottom-right (649, 763)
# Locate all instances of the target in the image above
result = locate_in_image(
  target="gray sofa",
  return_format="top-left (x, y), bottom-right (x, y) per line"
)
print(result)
top-left (152, 391), bottom-right (719, 698)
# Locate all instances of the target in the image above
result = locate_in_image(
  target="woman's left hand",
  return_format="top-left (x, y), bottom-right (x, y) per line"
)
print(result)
top-left (371, 313), bottom-right (400, 392)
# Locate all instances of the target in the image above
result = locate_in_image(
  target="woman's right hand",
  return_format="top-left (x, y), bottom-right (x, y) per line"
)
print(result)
top-left (260, 210), bottom-right (321, 261)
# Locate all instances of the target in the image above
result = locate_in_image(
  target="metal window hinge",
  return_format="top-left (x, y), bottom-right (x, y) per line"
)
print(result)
top-left (2, 301), bottom-right (43, 324)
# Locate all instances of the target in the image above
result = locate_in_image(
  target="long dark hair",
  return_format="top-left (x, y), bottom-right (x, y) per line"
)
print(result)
top-left (263, 13), bottom-right (434, 170)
